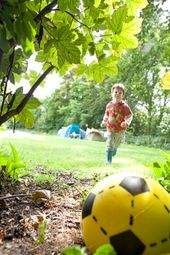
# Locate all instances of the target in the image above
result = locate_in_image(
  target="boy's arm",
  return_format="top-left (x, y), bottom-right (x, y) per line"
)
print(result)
top-left (100, 111), bottom-right (108, 127)
top-left (124, 113), bottom-right (133, 126)
top-left (121, 112), bottom-right (133, 128)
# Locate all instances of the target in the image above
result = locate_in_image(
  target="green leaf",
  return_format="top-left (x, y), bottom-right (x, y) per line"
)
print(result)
top-left (113, 18), bottom-right (142, 49)
top-left (153, 162), bottom-right (161, 168)
top-left (122, 17), bottom-right (143, 36)
top-left (35, 50), bottom-right (49, 63)
top-left (88, 63), bottom-right (105, 83)
top-left (10, 143), bottom-right (19, 162)
top-left (1, 11), bottom-right (15, 40)
top-left (83, 0), bottom-right (94, 8)
top-left (12, 94), bottom-right (24, 109)
top-left (29, 70), bottom-right (38, 78)
top-left (62, 245), bottom-right (86, 255)
top-left (94, 0), bottom-right (101, 8)
top-left (164, 164), bottom-right (169, 172)
top-left (58, 0), bottom-right (80, 14)
top-left (23, 11), bottom-right (36, 40)
top-left (51, 25), bottom-right (81, 66)
top-left (166, 161), bottom-right (170, 169)
top-left (88, 42), bottom-right (96, 55)
top-left (95, 244), bottom-right (117, 255)
top-left (0, 147), bottom-right (9, 166)
top-left (13, 8), bottom-right (36, 54)
top-left (37, 220), bottom-right (47, 244)
top-left (75, 33), bottom-right (86, 46)
top-left (160, 151), bottom-right (170, 161)
top-left (25, 1), bottom-right (39, 12)
top-left (153, 167), bottom-right (163, 179)
top-left (0, 25), bottom-right (10, 52)
top-left (19, 109), bottom-right (35, 128)
top-left (125, 0), bottom-right (148, 16)
top-left (58, 25), bottom-right (75, 42)
top-left (106, 6), bottom-right (127, 34)
top-left (151, 161), bottom-right (163, 179)
top-left (75, 64), bottom-right (87, 76)
top-left (87, 56), bottom-right (118, 83)
top-left (26, 97), bottom-right (41, 109)
top-left (8, 162), bottom-right (26, 173)
top-left (58, 43), bottom-right (81, 66)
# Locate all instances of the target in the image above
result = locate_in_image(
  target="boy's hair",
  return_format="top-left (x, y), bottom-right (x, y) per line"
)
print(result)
top-left (111, 83), bottom-right (125, 95)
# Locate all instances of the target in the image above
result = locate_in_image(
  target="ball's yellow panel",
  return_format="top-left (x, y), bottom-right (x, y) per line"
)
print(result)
top-left (133, 178), bottom-right (170, 255)
top-left (81, 173), bottom-right (170, 255)
top-left (92, 186), bottom-right (132, 234)
top-left (81, 216), bottom-right (109, 252)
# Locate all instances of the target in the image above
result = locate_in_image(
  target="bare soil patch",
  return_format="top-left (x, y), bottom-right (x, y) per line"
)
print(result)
top-left (0, 171), bottom-right (93, 255)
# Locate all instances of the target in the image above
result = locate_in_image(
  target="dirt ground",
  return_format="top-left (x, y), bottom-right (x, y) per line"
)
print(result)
top-left (0, 171), bottom-right (94, 255)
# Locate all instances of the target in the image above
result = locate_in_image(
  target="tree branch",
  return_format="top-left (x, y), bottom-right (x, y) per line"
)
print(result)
top-left (65, 10), bottom-right (90, 29)
top-left (0, 65), bottom-right (55, 125)
top-left (34, 0), bottom-right (59, 23)
top-left (0, 194), bottom-right (31, 200)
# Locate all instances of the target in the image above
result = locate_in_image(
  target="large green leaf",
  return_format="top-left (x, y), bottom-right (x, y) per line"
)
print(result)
top-left (58, 0), bottom-right (80, 14)
top-left (57, 26), bottom-right (81, 66)
top-left (83, 0), bottom-right (95, 8)
top-left (13, 6), bottom-right (36, 54)
top-left (10, 143), bottom-right (20, 162)
top-left (0, 25), bottom-right (10, 52)
top-left (106, 6), bottom-right (127, 34)
top-left (114, 34), bottom-right (138, 49)
top-left (57, 25), bottom-right (75, 42)
top-left (13, 54), bottom-right (27, 75)
top-left (125, 0), bottom-right (148, 16)
top-left (0, 9), bottom-right (15, 40)
top-left (113, 17), bottom-right (142, 49)
top-left (12, 95), bottom-right (25, 109)
top-left (62, 245), bottom-right (86, 255)
top-left (25, 1), bottom-right (40, 12)
top-left (19, 108), bottom-right (35, 128)
top-left (122, 17), bottom-right (143, 36)
top-left (86, 60), bottom-right (118, 83)
top-left (26, 97), bottom-right (41, 109)
top-left (75, 64), bottom-right (87, 76)
top-left (94, 0), bottom-right (101, 8)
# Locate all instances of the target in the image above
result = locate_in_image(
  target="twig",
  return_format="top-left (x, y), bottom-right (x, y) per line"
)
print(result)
top-left (0, 194), bottom-right (31, 200)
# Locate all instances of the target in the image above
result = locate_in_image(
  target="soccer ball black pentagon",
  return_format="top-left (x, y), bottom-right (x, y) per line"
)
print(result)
top-left (81, 173), bottom-right (170, 255)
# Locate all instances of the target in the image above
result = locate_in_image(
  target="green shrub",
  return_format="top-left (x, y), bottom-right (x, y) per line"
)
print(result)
top-left (62, 244), bottom-right (116, 255)
top-left (125, 133), bottom-right (170, 149)
top-left (0, 143), bottom-right (27, 188)
top-left (149, 151), bottom-right (170, 192)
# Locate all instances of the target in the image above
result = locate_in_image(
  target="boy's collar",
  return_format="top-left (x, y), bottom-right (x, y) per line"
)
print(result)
top-left (111, 100), bottom-right (124, 104)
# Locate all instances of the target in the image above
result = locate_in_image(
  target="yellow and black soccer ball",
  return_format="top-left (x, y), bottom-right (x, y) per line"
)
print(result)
top-left (81, 173), bottom-right (170, 255)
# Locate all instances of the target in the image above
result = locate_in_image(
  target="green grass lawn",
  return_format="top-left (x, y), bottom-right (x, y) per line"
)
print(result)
top-left (0, 130), bottom-right (168, 179)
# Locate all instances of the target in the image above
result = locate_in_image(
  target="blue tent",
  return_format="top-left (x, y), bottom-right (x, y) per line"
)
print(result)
top-left (58, 124), bottom-right (86, 139)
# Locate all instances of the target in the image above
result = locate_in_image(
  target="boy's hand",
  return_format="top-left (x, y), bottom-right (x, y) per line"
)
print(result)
top-left (121, 121), bottom-right (128, 128)
top-left (100, 122), bottom-right (106, 128)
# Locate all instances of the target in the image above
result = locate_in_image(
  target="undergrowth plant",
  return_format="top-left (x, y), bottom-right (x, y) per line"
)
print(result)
top-left (34, 219), bottom-right (47, 245)
top-left (62, 244), bottom-right (116, 255)
top-left (149, 151), bottom-right (170, 192)
top-left (0, 143), bottom-right (27, 188)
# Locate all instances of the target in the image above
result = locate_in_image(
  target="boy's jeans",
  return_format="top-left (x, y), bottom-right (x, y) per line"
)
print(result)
top-left (106, 131), bottom-right (125, 163)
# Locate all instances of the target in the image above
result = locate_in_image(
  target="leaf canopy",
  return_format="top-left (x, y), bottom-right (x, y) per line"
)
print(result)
top-left (0, 0), bottom-right (148, 127)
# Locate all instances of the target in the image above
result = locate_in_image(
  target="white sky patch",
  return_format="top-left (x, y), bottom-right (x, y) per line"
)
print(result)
top-left (16, 55), bottom-right (62, 100)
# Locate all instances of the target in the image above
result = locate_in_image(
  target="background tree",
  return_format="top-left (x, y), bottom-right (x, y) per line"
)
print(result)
top-left (0, 0), bottom-right (148, 127)
top-left (33, 74), bottom-right (112, 132)
top-left (115, 0), bottom-right (170, 143)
